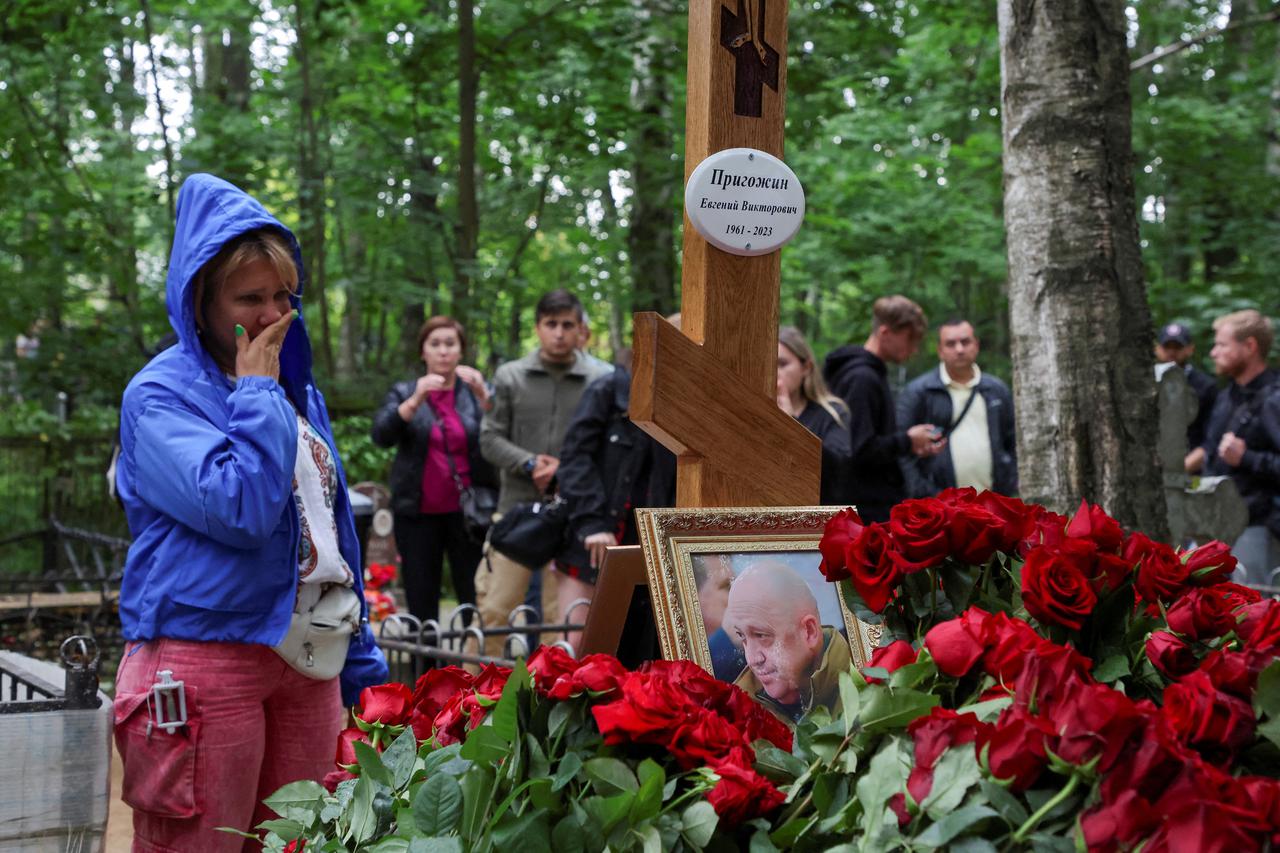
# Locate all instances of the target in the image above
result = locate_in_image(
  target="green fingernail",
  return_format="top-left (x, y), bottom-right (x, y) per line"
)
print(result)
top-left (234, 324), bottom-right (245, 337)
top-left (293, 309), bottom-right (299, 319)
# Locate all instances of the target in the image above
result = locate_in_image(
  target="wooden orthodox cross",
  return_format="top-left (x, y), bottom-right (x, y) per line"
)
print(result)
top-left (630, 0), bottom-right (821, 507)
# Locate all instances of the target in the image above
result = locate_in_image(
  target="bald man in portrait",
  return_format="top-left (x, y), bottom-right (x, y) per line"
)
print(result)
top-left (724, 560), bottom-right (852, 724)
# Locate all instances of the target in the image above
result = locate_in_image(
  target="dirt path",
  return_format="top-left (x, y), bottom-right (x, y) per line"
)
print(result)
top-left (105, 740), bottom-right (132, 852)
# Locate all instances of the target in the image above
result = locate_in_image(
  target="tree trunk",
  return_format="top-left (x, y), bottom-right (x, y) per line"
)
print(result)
top-left (456, 0), bottom-right (479, 321)
top-left (294, 0), bottom-right (334, 376)
top-left (997, 0), bottom-right (1167, 535)
top-left (626, 0), bottom-right (678, 315)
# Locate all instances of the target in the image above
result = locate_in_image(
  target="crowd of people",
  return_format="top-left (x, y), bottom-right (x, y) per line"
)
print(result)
top-left (111, 172), bottom-right (1276, 847)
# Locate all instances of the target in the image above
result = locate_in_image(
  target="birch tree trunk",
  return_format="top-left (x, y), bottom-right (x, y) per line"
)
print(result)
top-left (997, 0), bottom-right (1167, 535)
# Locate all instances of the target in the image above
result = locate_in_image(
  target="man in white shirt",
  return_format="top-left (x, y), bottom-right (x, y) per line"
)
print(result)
top-left (896, 319), bottom-right (1019, 497)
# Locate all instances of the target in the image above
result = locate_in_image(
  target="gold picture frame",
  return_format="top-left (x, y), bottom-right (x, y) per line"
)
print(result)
top-left (635, 506), bottom-right (881, 723)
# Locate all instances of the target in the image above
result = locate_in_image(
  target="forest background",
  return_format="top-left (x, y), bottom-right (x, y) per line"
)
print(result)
top-left (2, 0), bottom-right (1279, 495)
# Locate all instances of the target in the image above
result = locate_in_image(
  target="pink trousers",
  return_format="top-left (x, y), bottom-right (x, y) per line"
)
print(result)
top-left (114, 639), bottom-right (343, 853)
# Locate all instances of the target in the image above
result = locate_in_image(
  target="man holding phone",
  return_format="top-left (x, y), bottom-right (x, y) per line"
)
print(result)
top-left (823, 295), bottom-right (945, 522)
top-left (896, 319), bottom-right (1019, 499)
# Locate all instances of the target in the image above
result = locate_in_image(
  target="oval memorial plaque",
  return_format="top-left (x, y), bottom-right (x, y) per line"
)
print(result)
top-left (684, 147), bottom-right (805, 257)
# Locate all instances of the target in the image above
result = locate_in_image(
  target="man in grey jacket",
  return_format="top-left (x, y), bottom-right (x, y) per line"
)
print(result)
top-left (896, 319), bottom-right (1018, 498)
top-left (474, 289), bottom-right (612, 656)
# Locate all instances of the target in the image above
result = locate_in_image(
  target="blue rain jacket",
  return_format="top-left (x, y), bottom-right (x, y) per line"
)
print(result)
top-left (116, 174), bottom-right (387, 705)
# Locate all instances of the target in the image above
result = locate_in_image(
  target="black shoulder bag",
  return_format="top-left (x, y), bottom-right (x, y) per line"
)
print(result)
top-left (487, 493), bottom-right (572, 569)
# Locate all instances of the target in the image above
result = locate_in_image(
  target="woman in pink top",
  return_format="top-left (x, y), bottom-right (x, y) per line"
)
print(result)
top-left (371, 317), bottom-right (495, 622)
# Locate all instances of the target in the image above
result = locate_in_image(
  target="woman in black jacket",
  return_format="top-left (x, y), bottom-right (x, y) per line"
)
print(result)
top-left (371, 316), bottom-right (494, 622)
top-left (777, 326), bottom-right (853, 505)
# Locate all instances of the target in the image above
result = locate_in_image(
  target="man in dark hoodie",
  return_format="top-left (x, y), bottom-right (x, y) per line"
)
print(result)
top-left (822, 295), bottom-right (944, 521)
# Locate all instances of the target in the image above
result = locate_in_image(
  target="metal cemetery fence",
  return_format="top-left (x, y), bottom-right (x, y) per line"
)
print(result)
top-left (376, 598), bottom-right (591, 688)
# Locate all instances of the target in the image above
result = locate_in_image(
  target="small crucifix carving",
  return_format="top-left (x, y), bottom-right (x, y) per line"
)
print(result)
top-left (720, 0), bottom-right (779, 118)
top-left (630, 0), bottom-right (819, 508)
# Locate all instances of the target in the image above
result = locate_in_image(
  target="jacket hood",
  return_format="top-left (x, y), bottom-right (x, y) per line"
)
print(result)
top-left (166, 173), bottom-right (314, 394)
top-left (823, 344), bottom-right (885, 379)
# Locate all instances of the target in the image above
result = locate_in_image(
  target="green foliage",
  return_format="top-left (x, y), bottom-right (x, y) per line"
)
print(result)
top-left (262, 664), bottom-right (722, 852)
top-left (331, 414), bottom-right (395, 487)
top-left (6, 0), bottom-right (1276, 415)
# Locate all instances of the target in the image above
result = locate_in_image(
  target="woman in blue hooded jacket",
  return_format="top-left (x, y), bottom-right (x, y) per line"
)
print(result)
top-left (112, 174), bottom-right (387, 851)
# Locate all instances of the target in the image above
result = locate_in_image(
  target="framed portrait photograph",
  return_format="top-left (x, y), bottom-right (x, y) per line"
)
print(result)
top-left (635, 506), bottom-right (881, 725)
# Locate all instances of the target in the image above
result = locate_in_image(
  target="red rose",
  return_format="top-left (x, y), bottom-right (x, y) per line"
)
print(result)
top-left (431, 693), bottom-right (470, 746)
top-left (546, 654), bottom-right (627, 701)
top-left (888, 792), bottom-right (912, 828)
top-left (980, 612), bottom-right (1045, 682)
top-left (1166, 588), bottom-right (1237, 640)
top-left (527, 645), bottom-right (580, 695)
top-left (1146, 631), bottom-right (1199, 679)
top-left (936, 486), bottom-right (979, 506)
top-left (979, 707), bottom-right (1054, 791)
top-left (1065, 499), bottom-right (1125, 552)
top-left (863, 640), bottom-right (918, 683)
top-left (719, 688), bottom-right (794, 752)
top-left (1021, 545), bottom-right (1098, 630)
top-left (1237, 600), bottom-right (1280, 655)
top-left (924, 607), bottom-right (991, 677)
top-left (847, 523), bottom-right (902, 613)
top-left (1081, 789), bottom-right (1161, 852)
top-left (1048, 681), bottom-right (1143, 773)
top-left (356, 683), bottom-right (413, 727)
top-left (322, 769), bottom-right (355, 792)
top-left (905, 708), bottom-right (987, 803)
top-left (593, 671), bottom-right (691, 744)
top-left (335, 726), bottom-right (372, 767)
top-left (412, 667), bottom-right (474, 719)
top-left (1011, 645), bottom-right (1093, 711)
top-left (973, 491), bottom-right (1036, 554)
top-left (887, 498), bottom-right (952, 573)
top-left (283, 838), bottom-right (307, 853)
top-left (1147, 760), bottom-right (1274, 853)
top-left (1128, 532), bottom-right (1189, 604)
top-left (1163, 671), bottom-right (1256, 756)
top-left (818, 507), bottom-right (865, 581)
top-left (706, 754), bottom-right (787, 826)
top-left (946, 503), bottom-right (1008, 565)
top-left (668, 710), bottom-right (744, 770)
top-left (1217, 581), bottom-right (1262, 610)
top-left (1019, 505), bottom-right (1069, 554)
top-left (1198, 648), bottom-right (1266, 700)
top-left (472, 664), bottom-right (511, 700)
top-left (1182, 540), bottom-right (1238, 586)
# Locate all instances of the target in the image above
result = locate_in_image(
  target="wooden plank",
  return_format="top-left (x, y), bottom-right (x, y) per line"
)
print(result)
top-left (0, 592), bottom-right (119, 612)
top-left (631, 312), bottom-right (820, 507)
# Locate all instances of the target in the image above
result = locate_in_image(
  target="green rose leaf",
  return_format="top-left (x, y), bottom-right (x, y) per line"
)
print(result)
top-left (753, 743), bottom-right (808, 782)
top-left (412, 772), bottom-right (463, 836)
top-left (1091, 654), bottom-right (1131, 684)
top-left (914, 804), bottom-right (999, 848)
top-left (255, 818), bottom-right (303, 841)
top-left (490, 808), bottom-right (551, 852)
top-left (681, 800), bottom-right (719, 848)
top-left (839, 670), bottom-right (861, 734)
top-left (347, 774), bottom-right (379, 846)
top-left (551, 813), bottom-right (587, 853)
top-left (920, 747), bottom-right (982, 817)
top-left (1254, 660), bottom-right (1280, 720)
top-left (460, 724), bottom-right (510, 765)
top-left (383, 727), bottom-right (421, 791)
top-left (858, 685), bottom-right (940, 733)
top-left (552, 751), bottom-right (584, 792)
top-left (584, 756), bottom-right (639, 795)
top-left (354, 739), bottom-right (393, 788)
top-left (407, 838), bottom-right (464, 853)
